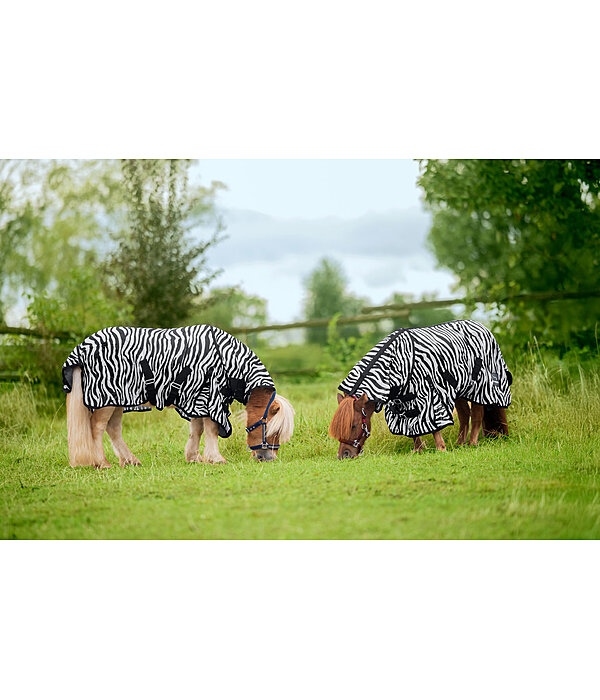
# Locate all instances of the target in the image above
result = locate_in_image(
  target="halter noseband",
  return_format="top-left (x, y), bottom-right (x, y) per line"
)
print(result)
top-left (246, 389), bottom-right (280, 451)
top-left (339, 396), bottom-right (370, 456)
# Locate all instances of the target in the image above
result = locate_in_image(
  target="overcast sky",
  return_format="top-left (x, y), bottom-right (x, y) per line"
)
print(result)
top-left (192, 160), bottom-right (456, 322)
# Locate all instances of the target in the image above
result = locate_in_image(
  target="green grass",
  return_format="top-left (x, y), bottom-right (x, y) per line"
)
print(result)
top-left (1, 360), bottom-right (600, 539)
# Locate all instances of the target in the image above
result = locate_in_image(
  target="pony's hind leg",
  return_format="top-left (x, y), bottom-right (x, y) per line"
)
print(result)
top-left (455, 398), bottom-right (471, 446)
top-left (90, 407), bottom-right (116, 468)
top-left (469, 403), bottom-right (484, 446)
top-left (202, 418), bottom-right (226, 464)
top-left (185, 417), bottom-right (204, 462)
top-left (106, 408), bottom-right (141, 467)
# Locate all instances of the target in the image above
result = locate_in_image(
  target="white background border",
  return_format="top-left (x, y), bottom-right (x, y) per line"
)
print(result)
top-left (2, 1), bottom-right (599, 697)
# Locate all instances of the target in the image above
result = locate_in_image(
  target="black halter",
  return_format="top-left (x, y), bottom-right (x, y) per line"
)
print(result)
top-left (246, 389), bottom-right (280, 451)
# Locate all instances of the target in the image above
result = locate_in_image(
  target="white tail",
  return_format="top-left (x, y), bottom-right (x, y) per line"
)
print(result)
top-left (66, 367), bottom-right (96, 466)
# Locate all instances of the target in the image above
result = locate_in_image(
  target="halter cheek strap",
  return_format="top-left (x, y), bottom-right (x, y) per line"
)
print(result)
top-left (339, 397), bottom-right (371, 455)
top-left (246, 389), bottom-right (280, 451)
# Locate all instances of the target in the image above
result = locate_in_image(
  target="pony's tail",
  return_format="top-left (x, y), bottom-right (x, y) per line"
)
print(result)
top-left (482, 406), bottom-right (509, 437)
top-left (66, 367), bottom-right (95, 466)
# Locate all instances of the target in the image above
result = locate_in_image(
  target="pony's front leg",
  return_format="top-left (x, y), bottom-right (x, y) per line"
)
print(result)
top-left (202, 418), bottom-right (227, 464)
top-left (433, 431), bottom-right (446, 451)
top-left (412, 436), bottom-right (424, 453)
top-left (185, 417), bottom-right (204, 462)
top-left (455, 398), bottom-right (471, 445)
top-left (106, 408), bottom-right (141, 467)
top-left (90, 407), bottom-right (116, 469)
top-left (469, 403), bottom-right (484, 446)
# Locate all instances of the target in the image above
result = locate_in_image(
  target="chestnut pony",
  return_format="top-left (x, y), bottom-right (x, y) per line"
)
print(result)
top-left (329, 393), bottom-right (508, 459)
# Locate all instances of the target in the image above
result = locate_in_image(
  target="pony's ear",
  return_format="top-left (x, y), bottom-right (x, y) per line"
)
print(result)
top-left (356, 393), bottom-right (369, 408)
top-left (337, 393), bottom-right (345, 404)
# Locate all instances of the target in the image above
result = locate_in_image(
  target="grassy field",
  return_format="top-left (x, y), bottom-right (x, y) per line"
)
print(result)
top-left (1, 358), bottom-right (599, 539)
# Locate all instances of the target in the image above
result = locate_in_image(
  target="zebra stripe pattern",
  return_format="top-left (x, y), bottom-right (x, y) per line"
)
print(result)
top-left (62, 325), bottom-right (275, 438)
top-left (338, 320), bottom-right (512, 438)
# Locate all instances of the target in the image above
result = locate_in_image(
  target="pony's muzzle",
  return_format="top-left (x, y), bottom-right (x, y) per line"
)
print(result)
top-left (253, 449), bottom-right (277, 462)
top-left (338, 446), bottom-right (358, 460)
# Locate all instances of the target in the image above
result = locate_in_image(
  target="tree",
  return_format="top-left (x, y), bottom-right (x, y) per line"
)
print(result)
top-left (195, 286), bottom-right (268, 330)
top-left (0, 160), bottom-right (133, 388)
top-left (418, 159), bottom-right (600, 350)
top-left (302, 257), bottom-right (366, 343)
top-left (193, 286), bottom-right (269, 347)
top-left (0, 159), bottom-right (126, 324)
top-left (110, 159), bottom-right (224, 327)
top-left (0, 160), bottom-right (44, 321)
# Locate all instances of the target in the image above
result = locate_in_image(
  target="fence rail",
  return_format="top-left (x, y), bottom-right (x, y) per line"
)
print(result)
top-left (224, 309), bottom-right (409, 335)
top-left (0, 325), bottom-right (73, 340)
top-left (1, 289), bottom-right (599, 342)
top-left (361, 289), bottom-right (600, 314)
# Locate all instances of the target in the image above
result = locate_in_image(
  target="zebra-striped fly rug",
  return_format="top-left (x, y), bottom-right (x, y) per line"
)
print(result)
top-left (338, 320), bottom-right (512, 438)
top-left (62, 325), bottom-right (275, 438)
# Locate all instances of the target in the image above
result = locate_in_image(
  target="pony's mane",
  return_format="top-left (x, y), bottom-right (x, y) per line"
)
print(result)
top-left (328, 396), bottom-right (355, 440)
top-left (243, 391), bottom-right (295, 444)
top-left (266, 394), bottom-right (295, 443)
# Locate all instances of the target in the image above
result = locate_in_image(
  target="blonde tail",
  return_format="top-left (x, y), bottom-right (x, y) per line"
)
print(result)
top-left (66, 367), bottom-right (95, 466)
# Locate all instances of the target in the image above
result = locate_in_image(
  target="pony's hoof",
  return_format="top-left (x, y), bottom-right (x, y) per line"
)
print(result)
top-left (95, 462), bottom-right (111, 470)
top-left (202, 455), bottom-right (227, 464)
top-left (120, 457), bottom-right (141, 467)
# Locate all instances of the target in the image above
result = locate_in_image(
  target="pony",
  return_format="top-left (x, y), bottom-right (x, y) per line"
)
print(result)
top-left (328, 320), bottom-right (511, 459)
top-left (329, 393), bottom-right (509, 459)
top-left (63, 325), bottom-right (295, 468)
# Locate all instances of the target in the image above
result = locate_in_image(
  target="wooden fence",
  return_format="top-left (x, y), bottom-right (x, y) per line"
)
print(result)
top-left (224, 288), bottom-right (600, 335)
top-left (1, 288), bottom-right (599, 341)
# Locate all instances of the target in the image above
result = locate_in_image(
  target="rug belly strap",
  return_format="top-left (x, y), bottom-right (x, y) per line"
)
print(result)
top-left (164, 366), bottom-right (192, 406)
top-left (140, 359), bottom-right (157, 406)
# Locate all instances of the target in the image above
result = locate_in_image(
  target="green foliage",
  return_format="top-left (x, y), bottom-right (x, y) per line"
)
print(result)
top-left (255, 343), bottom-right (325, 379)
top-left (302, 257), bottom-right (367, 343)
top-left (418, 159), bottom-right (600, 351)
top-left (320, 314), bottom-right (381, 374)
top-left (0, 160), bottom-right (46, 320)
top-left (0, 161), bottom-right (134, 390)
top-left (110, 159), bottom-right (224, 327)
top-left (7, 268), bottom-right (135, 391)
top-left (0, 160), bottom-right (125, 316)
top-left (384, 292), bottom-right (454, 328)
top-left (195, 286), bottom-right (267, 329)
top-left (27, 267), bottom-right (133, 337)
top-left (193, 285), bottom-right (269, 348)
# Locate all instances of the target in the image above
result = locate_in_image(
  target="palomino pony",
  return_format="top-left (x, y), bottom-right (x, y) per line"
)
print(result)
top-left (329, 320), bottom-right (512, 459)
top-left (63, 325), bottom-right (295, 468)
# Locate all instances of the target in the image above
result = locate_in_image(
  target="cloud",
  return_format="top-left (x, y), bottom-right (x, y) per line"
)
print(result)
top-left (197, 206), bottom-right (456, 322)
top-left (200, 206), bottom-right (432, 266)
top-left (362, 260), bottom-right (406, 288)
